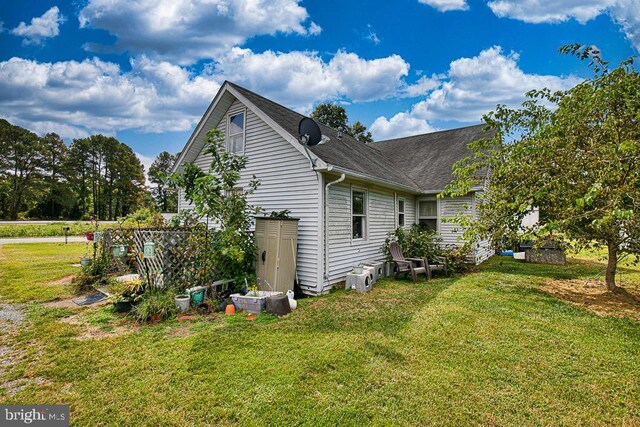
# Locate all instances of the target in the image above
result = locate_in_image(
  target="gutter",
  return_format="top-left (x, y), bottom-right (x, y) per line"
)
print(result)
top-left (327, 165), bottom-right (421, 194)
top-left (323, 173), bottom-right (346, 287)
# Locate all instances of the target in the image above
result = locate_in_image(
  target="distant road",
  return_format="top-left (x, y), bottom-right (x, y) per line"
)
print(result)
top-left (0, 237), bottom-right (87, 245)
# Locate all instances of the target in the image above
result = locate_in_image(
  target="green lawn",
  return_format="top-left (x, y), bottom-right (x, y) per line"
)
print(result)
top-left (0, 222), bottom-right (97, 238)
top-left (1, 244), bottom-right (639, 426)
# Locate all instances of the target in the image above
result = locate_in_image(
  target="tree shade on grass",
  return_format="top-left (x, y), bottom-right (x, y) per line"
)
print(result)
top-left (0, 244), bottom-right (639, 425)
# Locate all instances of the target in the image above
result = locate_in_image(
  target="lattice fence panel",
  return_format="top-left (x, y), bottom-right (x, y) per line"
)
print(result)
top-left (102, 225), bottom-right (211, 289)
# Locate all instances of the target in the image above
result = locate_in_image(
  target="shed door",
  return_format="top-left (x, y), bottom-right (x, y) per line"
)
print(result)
top-left (263, 220), bottom-right (280, 289)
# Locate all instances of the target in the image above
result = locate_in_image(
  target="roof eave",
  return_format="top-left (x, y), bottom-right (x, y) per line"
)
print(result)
top-left (324, 165), bottom-right (422, 193)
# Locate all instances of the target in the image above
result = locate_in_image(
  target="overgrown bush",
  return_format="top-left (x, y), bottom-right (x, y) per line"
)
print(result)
top-left (382, 225), bottom-right (442, 263)
top-left (133, 288), bottom-right (178, 323)
top-left (382, 225), bottom-right (472, 274)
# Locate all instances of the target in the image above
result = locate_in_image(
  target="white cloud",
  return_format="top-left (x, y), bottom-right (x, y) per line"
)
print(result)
top-left (213, 48), bottom-right (411, 108)
top-left (11, 6), bottom-right (65, 45)
top-left (78, 0), bottom-right (321, 64)
top-left (370, 113), bottom-right (437, 140)
top-left (365, 24), bottom-right (380, 45)
top-left (418, 0), bottom-right (468, 12)
top-left (411, 46), bottom-right (581, 122)
top-left (486, 0), bottom-right (640, 50)
top-left (0, 56), bottom-right (220, 138)
top-left (0, 48), bottom-right (414, 138)
top-left (370, 46), bottom-right (580, 139)
top-left (401, 74), bottom-right (443, 98)
top-left (609, 0), bottom-right (640, 50)
top-left (135, 152), bottom-right (156, 184)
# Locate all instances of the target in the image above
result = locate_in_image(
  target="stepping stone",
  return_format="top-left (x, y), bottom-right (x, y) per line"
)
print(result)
top-left (72, 292), bottom-right (106, 306)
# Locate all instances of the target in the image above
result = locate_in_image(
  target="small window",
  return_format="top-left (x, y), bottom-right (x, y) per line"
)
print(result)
top-left (398, 199), bottom-right (405, 227)
top-left (418, 199), bottom-right (438, 231)
top-left (352, 189), bottom-right (367, 239)
top-left (228, 112), bottom-right (245, 154)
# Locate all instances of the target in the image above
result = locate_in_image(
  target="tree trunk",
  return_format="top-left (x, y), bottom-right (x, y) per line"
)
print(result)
top-left (605, 240), bottom-right (619, 292)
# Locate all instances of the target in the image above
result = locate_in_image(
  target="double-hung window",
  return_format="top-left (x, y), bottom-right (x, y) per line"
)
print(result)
top-left (352, 189), bottom-right (367, 240)
top-left (227, 112), bottom-right (245, 154)
top-left (398, 198), bottom-right (405, 227)
top-left (418, 198), bottom-right (438, 231)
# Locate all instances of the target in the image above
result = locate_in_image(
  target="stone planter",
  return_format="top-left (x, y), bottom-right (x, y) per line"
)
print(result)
top-left (525, 249), bottom-right (566, 265)
top-left (231, 291), bottom-right (283, 314)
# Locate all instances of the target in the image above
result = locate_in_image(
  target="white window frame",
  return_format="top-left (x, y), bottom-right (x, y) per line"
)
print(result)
top-left (351, 187), bottom-right (368, 241)
top-left (398, 197), bottom-right (406, 228)
top-left (417, 197), bottom-right (439, 231)
top-left (227, 110), bottom-right (246, 155)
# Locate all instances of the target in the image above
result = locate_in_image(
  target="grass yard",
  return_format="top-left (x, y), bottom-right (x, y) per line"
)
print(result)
top-left (0, 222), bottom-right (97, 238)
top-left (1, 244), bottom-right (639, 426)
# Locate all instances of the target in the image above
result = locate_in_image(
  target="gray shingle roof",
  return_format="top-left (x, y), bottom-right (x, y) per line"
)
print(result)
top-left (373, 125), bottom-right (496, 192)
top-left (228, 82), bottom-right (493, 193)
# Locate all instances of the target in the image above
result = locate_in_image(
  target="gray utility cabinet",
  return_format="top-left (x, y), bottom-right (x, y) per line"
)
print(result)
top-left (254, 217), bottom-right (299, 294)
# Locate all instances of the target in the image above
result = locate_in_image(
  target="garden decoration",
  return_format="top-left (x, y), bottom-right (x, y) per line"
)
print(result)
top-left (286, 290), bottom-right (297, 310)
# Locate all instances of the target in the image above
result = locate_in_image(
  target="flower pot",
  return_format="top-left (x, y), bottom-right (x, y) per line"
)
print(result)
top-left (175, 294), bottom-right (190, 312)
top-left (352, 266), bottom-right (364, 274)
top-left (80, 257), bottom-right (92, 267)
top-left (225, 303), bottom-right (236, 315)
top-left (113, 301), bottom-right (132, 313)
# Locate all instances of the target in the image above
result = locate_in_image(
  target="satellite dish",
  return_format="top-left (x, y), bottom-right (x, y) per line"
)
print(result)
top-left (298, 118), bottom-right (322, 147)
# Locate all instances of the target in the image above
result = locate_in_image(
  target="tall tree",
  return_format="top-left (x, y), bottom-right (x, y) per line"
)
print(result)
top-left (310, 103), bottom-right (373, 143)
top-left (444, 46), bottom-right (640, 292)
top-left (34, 133), bottom-right (74, 218)
top-left (65, 137), bottom-right (93, 219)
top-left (0, 120), bottom-right (44, 219)
top-left (148, 151), bottom-right (178, 212)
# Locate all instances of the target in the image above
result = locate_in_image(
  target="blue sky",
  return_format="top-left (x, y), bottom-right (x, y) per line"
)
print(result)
top-left (0, 0), bottom-right (637, 168)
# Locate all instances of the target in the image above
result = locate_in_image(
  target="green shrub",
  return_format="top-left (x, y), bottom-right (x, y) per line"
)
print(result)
top-left (132, 288), bottom-right (178, 323)
top-left (382, 225), bottom-right (442, 263)
top-left (382, 225), bottom-right (472, 274)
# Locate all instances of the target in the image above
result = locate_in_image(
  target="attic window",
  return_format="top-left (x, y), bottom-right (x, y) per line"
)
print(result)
top-left (228, 112), bottom-right (245, 154)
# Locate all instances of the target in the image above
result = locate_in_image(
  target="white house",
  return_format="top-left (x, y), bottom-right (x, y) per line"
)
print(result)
top-left (173, 81), bottom-right (494, 295)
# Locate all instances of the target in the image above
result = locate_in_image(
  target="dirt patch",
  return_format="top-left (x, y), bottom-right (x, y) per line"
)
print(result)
top-left (42, 296), bottom-right (108, 309)
top-left (1, 376), bottom-right (48, 397)
top-left (44, 275), bottom-right (76, 286)
top-left (42, 298), bottom-right (81, 309)
top-left (59, 315), bottom-right (137, 340)
top-left (541, 278), bottom-right (640, 320)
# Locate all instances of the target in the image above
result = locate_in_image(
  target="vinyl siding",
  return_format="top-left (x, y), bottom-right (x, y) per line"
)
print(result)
top-left (434, 193), bottom-right (493, 264)
top-left (178, 99), bottom-right (321, 294)
top-left (325, 178), bottom-right (415, 289)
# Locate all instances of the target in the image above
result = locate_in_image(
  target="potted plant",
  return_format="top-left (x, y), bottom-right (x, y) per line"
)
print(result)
top-left (109, 280), bottom-right (143, 313)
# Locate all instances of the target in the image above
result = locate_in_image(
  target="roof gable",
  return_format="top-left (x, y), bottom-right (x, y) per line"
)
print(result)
top-left (175, 81), bottom-right (494, 193)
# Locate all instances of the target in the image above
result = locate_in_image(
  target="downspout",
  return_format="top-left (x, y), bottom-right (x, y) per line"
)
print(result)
top-left (324, 173), bottom-right (346, 289)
